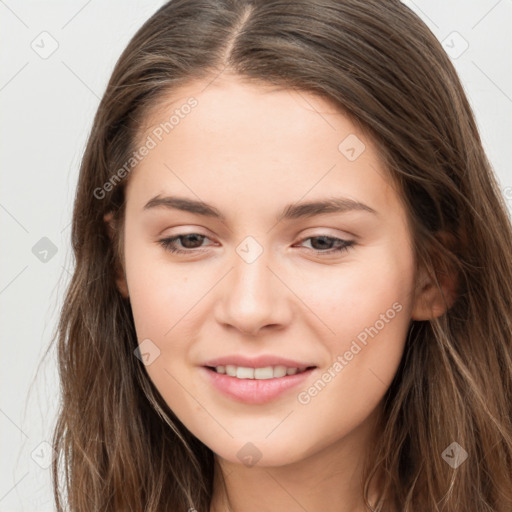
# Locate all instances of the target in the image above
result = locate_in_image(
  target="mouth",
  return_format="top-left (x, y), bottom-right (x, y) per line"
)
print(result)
top-left (201, 364), bottom-right (317, 404)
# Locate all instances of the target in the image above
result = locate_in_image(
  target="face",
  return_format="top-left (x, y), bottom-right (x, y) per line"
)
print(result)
top-left (117, 74), bottom-right (420, 467)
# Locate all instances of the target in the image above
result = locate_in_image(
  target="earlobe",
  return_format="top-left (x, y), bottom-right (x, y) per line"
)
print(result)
top-left (114, 268), bottom-right (130, 300)
top-left (411, 265), bottom-right (457, 321)
top-left (103, 212), bottom-right (130, 299)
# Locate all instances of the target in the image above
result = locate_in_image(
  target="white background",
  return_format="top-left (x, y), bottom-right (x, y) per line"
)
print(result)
top-left (1, 1), bottom-right (511, 510)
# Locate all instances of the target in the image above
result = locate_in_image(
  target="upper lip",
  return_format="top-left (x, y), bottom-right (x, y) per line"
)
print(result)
top-left (202, 355), bottom-right (317, 370)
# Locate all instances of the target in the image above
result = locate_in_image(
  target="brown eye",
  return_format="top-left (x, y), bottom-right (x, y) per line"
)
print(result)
top-left (297, 235), bottom-right (354, 255)
top-left (159, 233), bottom-right (211, 254)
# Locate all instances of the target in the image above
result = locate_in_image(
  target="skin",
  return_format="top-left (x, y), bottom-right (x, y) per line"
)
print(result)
top-left (106, 73), bottom-right (450, 512)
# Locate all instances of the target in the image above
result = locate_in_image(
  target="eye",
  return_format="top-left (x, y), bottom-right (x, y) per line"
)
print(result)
top-left (296, 235), bottom-right (355, 256)
top-left (158, 233), bottom-right (213, 254)
top-left (158, 233), bottom-right (355, 256)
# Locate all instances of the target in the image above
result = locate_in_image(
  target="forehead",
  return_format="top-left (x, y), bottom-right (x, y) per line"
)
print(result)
top-left (126, 75), bottom-right (403, 222)
top-left (140, 74), bottom-right (359, 151)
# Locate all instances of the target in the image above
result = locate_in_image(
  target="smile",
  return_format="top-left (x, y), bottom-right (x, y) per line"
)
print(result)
top-left (201, 365), bottom-right (317, 404)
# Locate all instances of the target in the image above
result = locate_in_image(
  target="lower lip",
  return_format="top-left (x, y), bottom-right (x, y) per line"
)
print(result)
top-left (200, 366), bottom-right (316, 404)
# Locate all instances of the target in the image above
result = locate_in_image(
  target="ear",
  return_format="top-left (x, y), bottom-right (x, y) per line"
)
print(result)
top-left (103, 211), bottom-right (130, 299)
top-left (411, 259), bottom-right (458, 321)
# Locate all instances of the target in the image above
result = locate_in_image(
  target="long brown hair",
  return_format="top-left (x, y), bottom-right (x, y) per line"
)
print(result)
top-left (50, 0), bottom-right (512, 510)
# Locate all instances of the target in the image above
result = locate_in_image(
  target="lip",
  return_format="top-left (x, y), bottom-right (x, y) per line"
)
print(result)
top-left (201, 354), bottom-right (316, 370)
top-left (199, 366), bottom-right (317, 405)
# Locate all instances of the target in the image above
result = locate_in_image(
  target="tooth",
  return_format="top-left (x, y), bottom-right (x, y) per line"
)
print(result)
top-left (254, 366), bottom-right (274, 379)
top-left (273, 365), bottom-right (287, 378)
top-left (219, 365), bottom-right (304, 378)
top-left (236, 366), bottom-right (254, 379)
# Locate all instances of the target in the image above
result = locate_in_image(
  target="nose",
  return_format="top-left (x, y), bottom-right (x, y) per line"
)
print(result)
top-left (215, 248), bottom-right (292, 336)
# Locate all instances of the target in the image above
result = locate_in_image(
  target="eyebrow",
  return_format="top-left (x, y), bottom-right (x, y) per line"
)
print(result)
top-left (143, 195), bottom-right (378, 222)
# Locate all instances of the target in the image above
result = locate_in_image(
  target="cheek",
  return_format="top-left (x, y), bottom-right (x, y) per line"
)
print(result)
top-left (296, 246), bottom-right (414, 336)
top-left (297, 244), bottom-right (414, 392)
top-left (124, 235), bottom-right (199, 338)
top-left (124, 245), bottom-right (202, 406)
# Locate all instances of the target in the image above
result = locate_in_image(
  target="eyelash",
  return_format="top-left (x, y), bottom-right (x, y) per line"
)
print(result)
top-left (158, 233), bottom-right (355, 256)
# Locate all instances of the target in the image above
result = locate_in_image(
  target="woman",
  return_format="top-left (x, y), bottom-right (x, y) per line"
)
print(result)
top-left (51, 0), bottom-right (512, 510)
